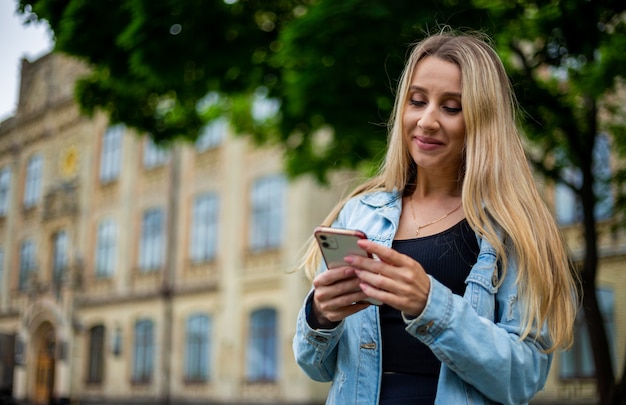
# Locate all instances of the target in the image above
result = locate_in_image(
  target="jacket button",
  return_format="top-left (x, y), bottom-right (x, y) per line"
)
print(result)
top-left (417, 320), bottom-right (434, 335)
top-left (314, 336), bottom-right (328, 343)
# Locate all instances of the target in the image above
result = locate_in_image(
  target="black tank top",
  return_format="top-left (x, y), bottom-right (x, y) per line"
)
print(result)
top-left (380, 219), bottom-right (479, 375)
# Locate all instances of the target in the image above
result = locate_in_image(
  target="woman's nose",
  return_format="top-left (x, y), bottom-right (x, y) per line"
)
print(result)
top-left (417, 107), bottom-right (439, 131)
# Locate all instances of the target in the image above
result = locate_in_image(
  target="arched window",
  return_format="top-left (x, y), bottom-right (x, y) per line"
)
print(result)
top-left (18, 239), bottom-right (36, 291)
top-left (246, 308), bottom-right (278, 382)
top-left (87, 325), bottom-right (105, 383)
top-left (190, 193), bottom-right (219, 263)
top-left (95, 219), bottom-right (117, 278)
top-left (249, 175), bottom-right (285, 251)
top-left (100, 125), bottom-right (123, 183)
top-left (139, 209), bottom-right (164, 271)
top-left (0, 166), bottom-right (12, 215)
top-left (23, 154), bottom-right (42, 208)
top-left (132, 319), bottom-right (154, 383)
top-left (52, 230), bottom-right (68, 285)
top-left (184, 314), bottom-right (212, 382)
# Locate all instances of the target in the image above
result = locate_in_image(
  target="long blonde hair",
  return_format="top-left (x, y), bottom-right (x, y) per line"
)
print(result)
top-left (300, 31), bottom-right (578, 352)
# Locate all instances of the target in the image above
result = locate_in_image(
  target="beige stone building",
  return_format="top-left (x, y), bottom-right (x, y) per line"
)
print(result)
top-left (0, 53), bottom-right (623, 405)
top-left (0, 53), bottom-right (338, 404)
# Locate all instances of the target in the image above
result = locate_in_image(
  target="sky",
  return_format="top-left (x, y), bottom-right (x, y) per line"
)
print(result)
top-left (0, 1), bottom-right (54, 122)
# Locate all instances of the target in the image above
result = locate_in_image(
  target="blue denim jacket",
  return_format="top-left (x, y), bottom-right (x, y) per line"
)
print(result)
top-left (293, 191), bottom-right (551, 404)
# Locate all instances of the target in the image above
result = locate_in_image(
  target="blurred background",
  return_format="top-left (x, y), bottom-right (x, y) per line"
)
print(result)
top-left (0, 1), bottom-right (624, 404)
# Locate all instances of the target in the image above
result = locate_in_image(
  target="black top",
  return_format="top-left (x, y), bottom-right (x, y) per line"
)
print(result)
top-left (380, 219), bottom-right (479, 375)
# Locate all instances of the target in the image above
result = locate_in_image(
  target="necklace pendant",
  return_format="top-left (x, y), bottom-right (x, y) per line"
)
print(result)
top-left (415, 228), bottom-right (420, 236)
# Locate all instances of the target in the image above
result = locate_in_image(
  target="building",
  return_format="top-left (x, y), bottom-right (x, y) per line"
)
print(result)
top-left (0, 53), bottom-right (342, 404)
top-left (0, 52), bottom-right (623, 405)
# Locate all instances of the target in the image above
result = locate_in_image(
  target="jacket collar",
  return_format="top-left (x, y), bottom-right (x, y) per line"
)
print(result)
top-left (359, 190), bottom-right (402, 208)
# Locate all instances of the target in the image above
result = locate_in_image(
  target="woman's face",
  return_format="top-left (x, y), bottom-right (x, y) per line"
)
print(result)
top-left (403, 56), bottom-right (466, 173)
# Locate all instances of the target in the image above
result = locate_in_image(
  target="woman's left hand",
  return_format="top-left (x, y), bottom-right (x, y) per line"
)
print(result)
top-left (345, 239), bottom-right (431, 317)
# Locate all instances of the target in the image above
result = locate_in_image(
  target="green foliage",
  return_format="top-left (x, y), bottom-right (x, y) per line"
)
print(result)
top-left (15, 0), bottom-right (626, 186)
top-left (485, 0), bottom-right (626, 190)
top-left (270, 1), bottom-right (493, 181)
top-left (17, 0), bottom-right (492, 181)
top-left (18, 0), bottom-right (304, 145)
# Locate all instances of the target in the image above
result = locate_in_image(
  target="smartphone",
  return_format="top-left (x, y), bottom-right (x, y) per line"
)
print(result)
top-left (314, 226), bottom-right (382, 305)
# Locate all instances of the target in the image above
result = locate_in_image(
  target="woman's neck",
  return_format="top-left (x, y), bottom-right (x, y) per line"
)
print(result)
top-left (412, 172), bottom-right (462, 199)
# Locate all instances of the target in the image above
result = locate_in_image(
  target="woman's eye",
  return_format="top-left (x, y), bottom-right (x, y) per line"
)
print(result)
top-left (443, 106), bottom-right (462, 114)
top-left (410, 99), bottom-right (426, 107)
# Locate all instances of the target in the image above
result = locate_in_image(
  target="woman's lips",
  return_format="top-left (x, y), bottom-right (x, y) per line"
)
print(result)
top-left (415, 136), bottom-right (444, 151)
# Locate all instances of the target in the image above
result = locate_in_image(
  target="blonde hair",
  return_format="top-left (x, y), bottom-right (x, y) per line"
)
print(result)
top-left (299, 31), bottom-right (578, 352)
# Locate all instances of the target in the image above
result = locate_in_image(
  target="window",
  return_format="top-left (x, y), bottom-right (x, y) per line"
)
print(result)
top-left (87, 325), bottom-right (105, 384)
top-left (100, 125), bottom-right (123, 183)
top-left (195, 118), bottom-right (227, 152)
top-left (190, 193), bottom-right (219, 263)
top-left (246, 308), bottom-right (278, 382)
top-left (555, 134), bottom-right (613, 225)
top-left (132, 319), bottom-right (154, 383)
top-left (143, 138), bottom-right (169, 169)
top-left (560, 287), bottom-right (616, 379)
top-left (0, 166), bottom-right (11, 215)
top-left (18, 239), bottom-right (36, 290)
top-left (95, 219), bottom-right (117, 278)
top-left (249, 175), bottom-right (286, 251)
top-left (23, 154), bottom-right (42, 208)
top-left (139, 209), bottom-right (164, 271)
top-left (185, 314), bottom-right (211, 382)
top-left (52, 231), bottom-right (68, 285)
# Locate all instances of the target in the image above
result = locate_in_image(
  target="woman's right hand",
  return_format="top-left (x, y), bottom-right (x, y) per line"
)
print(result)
top-left (310, 266), bottom-right (371, 328)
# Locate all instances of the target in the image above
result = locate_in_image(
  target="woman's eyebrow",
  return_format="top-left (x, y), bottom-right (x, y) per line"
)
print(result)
top-left (408, 85), bottom-right (461, 99)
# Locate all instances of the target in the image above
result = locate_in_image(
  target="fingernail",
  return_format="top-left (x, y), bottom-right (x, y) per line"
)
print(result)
top-left (344, 256), bottom-right (354, 264)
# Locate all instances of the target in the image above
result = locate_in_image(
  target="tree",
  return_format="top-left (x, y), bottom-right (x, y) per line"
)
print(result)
top-left (17, 0), bottom-right (491, 181)
top-left (16, 0), bottom-right (626, 403)
top-left (17, 0), bottom-right (308, 143)
top-left (268, 0), bottom-right (492, 180)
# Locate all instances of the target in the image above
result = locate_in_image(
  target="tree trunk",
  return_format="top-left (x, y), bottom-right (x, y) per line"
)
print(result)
top-left (580, 157), bottom-right (616, 404)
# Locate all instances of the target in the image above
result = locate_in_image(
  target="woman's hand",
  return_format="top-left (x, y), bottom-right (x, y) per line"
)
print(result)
top-left (347, 239), bottom-right (431, 317)
top-left (311, 266), bottom-right (371, 327)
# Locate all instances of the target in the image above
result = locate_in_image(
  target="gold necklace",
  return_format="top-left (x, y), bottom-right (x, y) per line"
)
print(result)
top-left (409, 198), bottom-right (462, 236)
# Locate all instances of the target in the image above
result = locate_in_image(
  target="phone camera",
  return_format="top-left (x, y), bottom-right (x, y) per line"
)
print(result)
top-left (320, 235), bottom-right (327, 241)
top-left (322, 242), bottom-right (330, 248)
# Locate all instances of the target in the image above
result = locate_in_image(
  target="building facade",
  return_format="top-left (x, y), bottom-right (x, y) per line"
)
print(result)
top-left (0, 53), bottom-right (623, 405)
top-left (0, 53), bottom-right (339, 404)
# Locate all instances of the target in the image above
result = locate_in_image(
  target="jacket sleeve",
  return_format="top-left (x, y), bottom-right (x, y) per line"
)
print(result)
top-left (292, 199), bottom-right (364, 381)
top-left (292, 291), bottom-right (345, 382)
top-left (404, 239), bottom-right (552, 405)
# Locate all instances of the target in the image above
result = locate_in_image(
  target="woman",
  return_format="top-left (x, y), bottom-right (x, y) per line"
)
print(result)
top-left (292, 31), bottom-right (579, 404)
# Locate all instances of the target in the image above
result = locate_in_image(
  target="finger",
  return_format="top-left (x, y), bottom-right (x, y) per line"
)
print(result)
top-left (314, 280), bottom-right (362, 304)
top-left (314, 266), bottom-right (358, 287)
top-left (317, 295), bottom-right (371, 322)
top-left (357, 239), bottom-right (410, 266)
top-left (355, 269), bottom-right (389, 291)
top-left (356, 269), bottom-right (429, 316)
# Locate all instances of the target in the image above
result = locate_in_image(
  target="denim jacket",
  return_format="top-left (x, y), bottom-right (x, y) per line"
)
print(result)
top-left (293, 191), bottom-right (552, 404)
